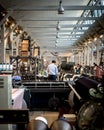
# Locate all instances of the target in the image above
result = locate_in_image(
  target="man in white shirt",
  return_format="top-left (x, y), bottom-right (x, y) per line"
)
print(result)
top-left (47, 60), bottom-right (58, 81)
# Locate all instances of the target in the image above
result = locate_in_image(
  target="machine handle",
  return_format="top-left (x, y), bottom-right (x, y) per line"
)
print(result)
top-left (67, 82), bottom-right (82, 101)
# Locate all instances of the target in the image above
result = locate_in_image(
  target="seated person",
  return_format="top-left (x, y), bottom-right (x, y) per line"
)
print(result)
top-left (12, 75), bottom-right (21, 81)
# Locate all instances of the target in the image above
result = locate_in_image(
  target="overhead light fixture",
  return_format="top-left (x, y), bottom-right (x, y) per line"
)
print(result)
top-left (94, 37), bottom-right (97, 41)
top-left (55, 39), bottom-right (58, 43)
top-left (58, 0), bottom-right (64, 14)
top-left (56, 21), bottom-right (61, 30)
top-left (56, 32), bottom-right (60, 38)
top-left (55, 43), bottom-right (58, 47)
top-left (99, 34), bottom-right (103, 38)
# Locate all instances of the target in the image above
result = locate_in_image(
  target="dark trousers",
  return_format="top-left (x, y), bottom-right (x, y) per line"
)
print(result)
top-left (48, 75), bottom-right (57, 81)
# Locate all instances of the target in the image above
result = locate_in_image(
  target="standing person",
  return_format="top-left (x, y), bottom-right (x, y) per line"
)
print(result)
top-left (47, 60), bottom-right (58, 81)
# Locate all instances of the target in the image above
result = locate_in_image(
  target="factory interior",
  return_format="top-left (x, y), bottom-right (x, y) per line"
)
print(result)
top-left (0, 0), bottom-right (104, 130)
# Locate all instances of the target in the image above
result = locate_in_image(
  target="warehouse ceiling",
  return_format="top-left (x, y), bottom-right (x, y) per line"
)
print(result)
top-left (0, 0), bottom-right (104, 58)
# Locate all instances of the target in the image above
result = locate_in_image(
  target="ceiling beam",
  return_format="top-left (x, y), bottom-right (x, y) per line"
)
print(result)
top-left (27, 24), bottom-right (92, 28)
top-left (35, 37), bottom-right (81, 39)
top-left (17, 17), bottom-right (98, 21)
top-left (0, 11), bottom-right (13, 26)
top-left (33, 34), bottom-right (81, 36)
top-left (4, 22), bottom-right (19, 40)
top-left (10, 6), bottom-right (104, 11)
top-left (31, 30), bottom-right (85, 33)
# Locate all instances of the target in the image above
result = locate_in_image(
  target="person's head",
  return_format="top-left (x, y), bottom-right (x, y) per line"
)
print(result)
top-left (52, 60), bottom-right (56, 64)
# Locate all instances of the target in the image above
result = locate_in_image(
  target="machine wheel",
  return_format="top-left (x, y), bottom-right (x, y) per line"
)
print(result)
top-left (77, 100), bottom-right (104, 130)
top-left (48, 96), bottom-right (60, 110)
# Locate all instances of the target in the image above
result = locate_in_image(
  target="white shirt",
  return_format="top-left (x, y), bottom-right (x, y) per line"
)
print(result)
top-left (47, 63), bottom-right (58, 75)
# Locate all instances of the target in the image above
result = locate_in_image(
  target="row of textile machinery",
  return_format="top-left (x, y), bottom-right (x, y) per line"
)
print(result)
top-left (0, 64), bottom-right (104, 130)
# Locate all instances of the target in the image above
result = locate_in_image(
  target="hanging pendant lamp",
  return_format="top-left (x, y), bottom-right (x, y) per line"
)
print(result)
top-left (58, 0), bottom-right (64, 14)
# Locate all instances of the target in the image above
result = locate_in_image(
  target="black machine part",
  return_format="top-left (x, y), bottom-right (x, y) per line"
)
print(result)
top-left (68, 76), bottom-right (99, 111)
top-left (50, 117), bottom-right (72, 130)
top-left (0, 109), bottom-right (29, 130)
top-left (26, 119), bottom-right (48, 130)
top-left (77, 100), bottom-right (104, 130)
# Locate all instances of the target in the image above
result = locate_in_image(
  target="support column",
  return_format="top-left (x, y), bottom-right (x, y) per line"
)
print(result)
top-left (78, 52), bottom-right (80, 64)
top-left (16, 37), bottom-right (19, 56)
top-left (80, 50), bottom-right (83, 65)
top-left (9, 31), bottom-right (14, 56)
top-left (86, 45), bottom-right (89, 65)
top-left (82, 48), bottom-right (85, 66)
top-left (90, 42), bottom-right (94, 66)
top-left (83, 46), bottom-right (87, 65)
top-left (96, 40), bottom-right (100, 65)
top-left (12, 32), bottom-right (23, 56)
top-left (87, 44), bottom-right (91, 66)
top-left (0, 24), bottom-right (5, 63)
